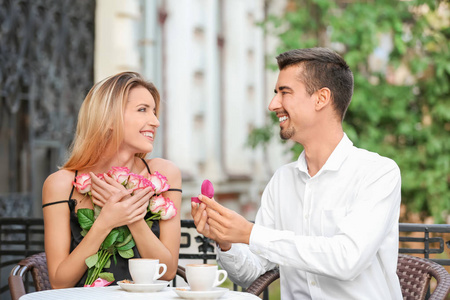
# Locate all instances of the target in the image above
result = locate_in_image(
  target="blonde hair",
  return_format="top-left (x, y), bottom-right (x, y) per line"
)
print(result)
top-left (63, 72), bottom-right (160, 171)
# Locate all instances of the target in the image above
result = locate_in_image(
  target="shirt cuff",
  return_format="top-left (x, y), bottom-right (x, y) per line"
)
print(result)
top-left (216, 243), bottom-right (241, 256)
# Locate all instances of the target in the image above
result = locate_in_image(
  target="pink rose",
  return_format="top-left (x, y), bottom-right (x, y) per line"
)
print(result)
top-left (126, 173), bottom-right (154, 192)
top-left (96, 173), bottom-right (106, 181)
top-left (149, 171), bottom-right (170, 194)
top-left (161, 200), bottom-right (177, 220)
top-left (74, 173), bottom-right (91, 194)
top-left (84, 277), bottom-right (113, 287)
top-left (107, 167), bottom-right (130, 185)
top-left (149, 195), bottom-right (167, 213)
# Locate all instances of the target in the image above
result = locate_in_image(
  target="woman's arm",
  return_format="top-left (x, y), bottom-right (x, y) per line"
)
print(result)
top-left (128, 158), bottom-right (182, 280)
top-left (43, 171), bottom-right (111, 288)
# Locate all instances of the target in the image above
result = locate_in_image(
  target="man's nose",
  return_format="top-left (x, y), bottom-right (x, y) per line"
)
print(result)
top-left (268, 94), bottom-right (281, 112)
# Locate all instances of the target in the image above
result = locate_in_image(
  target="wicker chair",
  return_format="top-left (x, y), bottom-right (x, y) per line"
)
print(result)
top-left (246, 254), bottom-right (450, 300)
top-left (397, 253), bottom-right (450, 300)
top-left (245, 268), bottom-right (280, 296)
top-left (8, 252), bottom-right (50, 300)
top-left (8, 252), bottom-right (188, 300)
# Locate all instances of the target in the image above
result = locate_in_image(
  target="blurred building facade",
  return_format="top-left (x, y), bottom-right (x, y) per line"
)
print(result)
top-left (94, 0), bottom-right (291, 219)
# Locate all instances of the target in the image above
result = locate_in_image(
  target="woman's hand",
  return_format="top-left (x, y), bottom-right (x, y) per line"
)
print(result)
top-left (96, 186), bottom-right (154, 230)
top-left (90, 172), bottom-right (127, 207)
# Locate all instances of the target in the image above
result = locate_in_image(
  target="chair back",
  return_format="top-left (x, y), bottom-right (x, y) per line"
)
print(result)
top-left (397, 253), bottom-right (450, 300)
top-left (246, 254), bottom-right (450, 299)
top-left (8, 252), bottom-right (50, 300)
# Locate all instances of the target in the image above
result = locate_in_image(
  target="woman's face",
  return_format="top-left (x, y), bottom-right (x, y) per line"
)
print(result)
top-left (121, 86), bottom-right (160, 154)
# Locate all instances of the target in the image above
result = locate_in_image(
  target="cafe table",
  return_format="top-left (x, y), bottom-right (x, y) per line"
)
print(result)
top-left (19, 285), bottom-right (261, 300)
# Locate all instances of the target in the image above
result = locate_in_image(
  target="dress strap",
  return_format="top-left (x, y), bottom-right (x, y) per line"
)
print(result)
top-left (42, 170), bottom-right (79, 209)
top-left (140, 157), bottom-right (152, 174)
top-left (42, 200), bottom-right (70, 208)
top-left (140, 158), bottom-right (183, 193)
top-left (68, 170), bottom-right (78, 199)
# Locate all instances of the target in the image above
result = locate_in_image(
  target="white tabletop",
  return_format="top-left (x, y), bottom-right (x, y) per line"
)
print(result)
top-left (19, 285), bottom-right (260, 300)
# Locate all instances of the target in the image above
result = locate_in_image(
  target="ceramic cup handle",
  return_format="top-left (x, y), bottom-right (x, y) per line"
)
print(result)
top-left (154, 263), bottom-right (167, 280)
top-left (213, 270), bottom-right (228, 287)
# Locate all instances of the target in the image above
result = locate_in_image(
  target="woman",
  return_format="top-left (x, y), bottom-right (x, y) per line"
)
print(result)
top-left (42, 72), bottom-right (182, 288)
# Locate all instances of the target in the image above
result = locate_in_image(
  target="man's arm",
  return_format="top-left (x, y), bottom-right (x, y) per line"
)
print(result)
top-left (200, 161), bottom-right (401, 281)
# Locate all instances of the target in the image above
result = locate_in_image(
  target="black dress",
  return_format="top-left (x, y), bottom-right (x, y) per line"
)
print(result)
top-left (67, 175), bottom-right (161, 286)
top-left (43, 158), bottom-right (167, 287)
top-left (68, 197), bottom-right (161, 286)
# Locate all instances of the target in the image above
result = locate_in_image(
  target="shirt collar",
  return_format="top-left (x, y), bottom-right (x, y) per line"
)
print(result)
top-left (296, 133), bottom-right (353, 175)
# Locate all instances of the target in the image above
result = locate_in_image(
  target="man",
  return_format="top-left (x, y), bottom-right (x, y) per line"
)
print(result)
top-left (191, 48), bottom-right (402, 299)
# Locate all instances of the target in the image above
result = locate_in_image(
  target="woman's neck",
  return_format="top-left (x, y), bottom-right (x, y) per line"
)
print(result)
top-left (84, 152), bottom-right (141, 174)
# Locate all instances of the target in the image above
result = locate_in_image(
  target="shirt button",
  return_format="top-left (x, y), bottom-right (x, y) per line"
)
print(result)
top-left (311, 281), bottom-right (316, 286)
top-left (305, 214), bottom-right (309, 219)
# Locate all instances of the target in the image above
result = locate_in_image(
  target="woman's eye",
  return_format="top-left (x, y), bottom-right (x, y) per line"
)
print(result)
top-left (138, 107), bottom-right (146, 112)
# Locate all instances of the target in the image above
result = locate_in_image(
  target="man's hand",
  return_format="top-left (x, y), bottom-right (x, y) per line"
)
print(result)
top-left (191, 195), bottom-right (254, 249)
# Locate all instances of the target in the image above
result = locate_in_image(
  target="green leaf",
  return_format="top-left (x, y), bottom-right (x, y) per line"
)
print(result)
top-left (115, 227), bottom-right (126, 243)
top-left (104, 258), bottom-right (111, 269)
top-left (118, 249), bottom-right (134, 259)
top-left (116, 238), bottom-right (136, 251)
top-left (115, 232), bottom-right (133, 248)
top-left (94, 205), bottom-right (102, 220)
top-left (77, 209), bottom-right (95, 230)
top-left (85, 252), bottom-right (99, 268)
top-left (102, 229), bottom-right (120, 249)
top-left (99, 272), bottom-right (115, 282)
top-left (145, 220), bottom-right (154, 228)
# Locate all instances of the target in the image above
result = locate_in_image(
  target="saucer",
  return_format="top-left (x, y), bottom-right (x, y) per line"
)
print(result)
top-left (117, 280), bottom-right (169, 292)
top-left (173, 287), bottom-right (228, 299)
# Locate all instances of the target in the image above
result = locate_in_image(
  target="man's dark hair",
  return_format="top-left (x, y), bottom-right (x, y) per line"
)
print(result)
top-left (276, 48), bottom-right (354, 121)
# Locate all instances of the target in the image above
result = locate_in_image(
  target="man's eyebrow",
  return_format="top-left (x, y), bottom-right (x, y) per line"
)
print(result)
top-left (274, 86), bottom-right (293, 93)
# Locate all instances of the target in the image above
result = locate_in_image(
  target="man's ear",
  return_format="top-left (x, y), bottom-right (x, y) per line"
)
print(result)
top-left (315, 87), bottom-right (332, 111)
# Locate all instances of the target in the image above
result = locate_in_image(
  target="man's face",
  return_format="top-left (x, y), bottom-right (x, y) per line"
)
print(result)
top-left (268, 66), bottom-right (317, 143)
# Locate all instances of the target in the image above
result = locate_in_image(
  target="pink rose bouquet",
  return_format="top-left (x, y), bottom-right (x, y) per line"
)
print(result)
top-left (149, 195), bottom-right (177, 220)
top-left (73, 173), bottom-right (92, 194)
top-left (149, 171), bottom-right (170, 194)
top-left (73, 167), bottom-right (177, 287)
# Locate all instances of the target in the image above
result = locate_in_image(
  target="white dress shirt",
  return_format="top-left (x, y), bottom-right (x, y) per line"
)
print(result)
top-left (217, 134), bottom-right (403, 300)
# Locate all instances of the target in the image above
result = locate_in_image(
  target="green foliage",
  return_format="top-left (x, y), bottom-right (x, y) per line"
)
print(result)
top-left (85, 252), bottom-right (98, 268)
top-left (99, 272), bottom-right (115, 282)
top-left (251, 0), bottom-right (449, 222)
top-left (77, 208), bottom-right (94, 230)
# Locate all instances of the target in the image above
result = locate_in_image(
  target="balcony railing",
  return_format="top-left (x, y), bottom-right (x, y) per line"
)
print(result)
top-left (1, 218), bottom-right (449, 299)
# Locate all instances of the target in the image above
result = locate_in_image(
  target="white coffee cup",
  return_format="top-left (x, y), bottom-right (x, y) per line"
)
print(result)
top-left (129, 258), bottom-right (167, 284)
top-left (185, 264), bottom-right (228, 291)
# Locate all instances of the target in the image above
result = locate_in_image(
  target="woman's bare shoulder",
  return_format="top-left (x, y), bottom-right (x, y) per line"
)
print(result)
top-left (42, 169), bottom-right (76, 204)
top-left (147, 158), bottom-right (181, 181)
